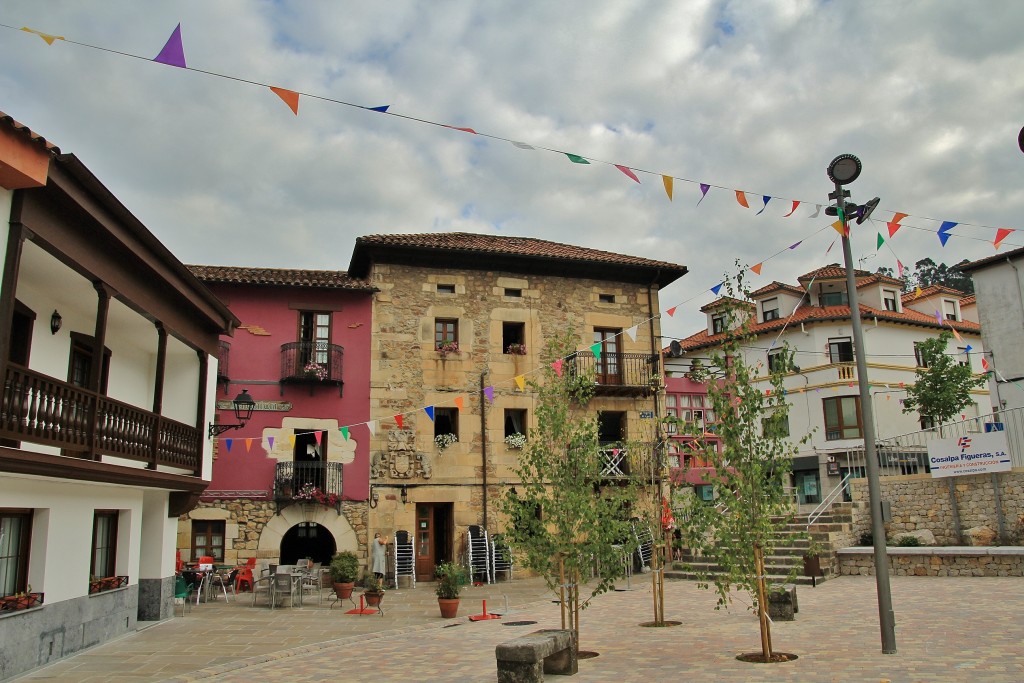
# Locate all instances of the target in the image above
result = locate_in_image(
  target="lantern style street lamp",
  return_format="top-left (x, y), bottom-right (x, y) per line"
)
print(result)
top-left (208, 389), bottom-right (256, 438)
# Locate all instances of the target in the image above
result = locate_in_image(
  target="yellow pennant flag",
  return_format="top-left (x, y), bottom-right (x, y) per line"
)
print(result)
top-left (288, 435), bottom-right (296, 447)
top-left (514, 375), bottom-right (525, 391)
top-left (831, 219), bottom-right (846, 236)
top-left (662, 175), bottom-right (673, 201)
top-left (21, 27), bottom-right (65, 45)
top-left (914, 286), bottom-right (923, 298)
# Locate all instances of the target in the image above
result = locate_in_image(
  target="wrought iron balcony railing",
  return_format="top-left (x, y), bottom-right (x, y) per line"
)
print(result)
top-left (279, 341), bottom-right (344, 395)
top-left (273, 460), bottom-right (344, 515)
top-left (565, 351), bottom-right (657, 396)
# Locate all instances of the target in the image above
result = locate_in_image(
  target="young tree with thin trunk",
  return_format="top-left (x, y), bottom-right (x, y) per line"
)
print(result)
top-left (902, 330), bottom-right (986, 430)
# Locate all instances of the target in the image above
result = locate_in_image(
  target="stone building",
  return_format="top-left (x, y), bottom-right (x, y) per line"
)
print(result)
top-left (347, 233), bottom-right (687, 579)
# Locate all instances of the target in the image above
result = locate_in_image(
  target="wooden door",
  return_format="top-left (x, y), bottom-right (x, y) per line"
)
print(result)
top-left (415, 503), bottom-right (453, 580)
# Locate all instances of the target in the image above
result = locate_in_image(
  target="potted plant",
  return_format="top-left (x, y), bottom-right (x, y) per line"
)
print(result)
top-left (274, 476), bottom-right (293, 498)
top-left (0, 587), bottom-right (43, 612)
top-left (506, 343), bottom-right (527, 355)
top-left (362, 574), bottom-right (386, 607)
top-left (504, 432), bottom-right (526, 450)
top-left (435, 432), bottom-right (458, 451)
top-left (436, 339), bottom-right (459, 356)
top-left (434, 561), bottom-right (468, 618)
top-left (329, 551), bottom-right (359, 600)
top-left (301, 361), bottom-right (328, 381)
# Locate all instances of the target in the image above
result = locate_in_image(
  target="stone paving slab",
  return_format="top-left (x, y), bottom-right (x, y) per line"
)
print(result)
top-left (16, 575), bottom-right (1024, 682)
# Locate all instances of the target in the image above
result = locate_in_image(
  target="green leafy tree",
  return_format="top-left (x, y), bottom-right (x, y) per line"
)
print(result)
top-left (676, 273), bottom-right (809, 662)
top-left (883, 258), bottom-right (974, 294)
top-left (902, 331), bottom-right (986, 428)
top-left (498, 334), bottom-right (644, 650)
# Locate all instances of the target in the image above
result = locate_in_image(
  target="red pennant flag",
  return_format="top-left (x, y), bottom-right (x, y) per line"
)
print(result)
top-left (394, 414), bottom-right (404, 429)
top-left (270, 87), bottom-right (300, 114)
top-left (735, 190), bottom-right (750, 208)
top-left (782, 200), bottom-right (800, 217)
top-left (994, 228), bottom-right (1013, 249)
top-left (666, 306), bottom-right (677, 317)
top-left (981, 357), bottom-right (990, 371)
top-left (897, 260), bottom-right (905, 278)
top-left (615, 165), bottom-right (640, 183)
top-left (443, 125), bottom-right (477, 134)
top-left (314, 430), bottom-right (323, 444)
top-left (751, 263), bottom-right (763, 275)
top-left (887, 212), bottom-right (907, 238)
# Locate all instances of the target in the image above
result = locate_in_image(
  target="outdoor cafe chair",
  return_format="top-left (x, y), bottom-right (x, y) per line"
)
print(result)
top-left (271, 568), bottom-right (298, 609)
top-left (173, 575), bottom-right (193, 617)
top-left (251, 575), bottom-right (273, 607)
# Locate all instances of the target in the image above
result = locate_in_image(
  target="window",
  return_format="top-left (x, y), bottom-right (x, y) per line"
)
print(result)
top-left (434, 408), bottom-right (458, 440)
top-left (593, 329), bottom-right (621, 383)
top-left (914, 342), bottom-right (931, 368)
top-left (190, 519), bottom-right (225, 563)
top-left (828, 337), bottom-right (854, 363)
top-left (823, 396), bottom-right (862, 440)
top-left (598, 293), bottom-right (615, 304)
top-left (920, 415), bottom-right (936, 431)
top-left (664, 395), bottom-right (679, 433)
top-left (767, 350), bottom-right (785, 373)
top-left (91, 511), bottom-right (119, 578)
top-left (504, 288), bottom-right (522, 298)
top-left (435, 319), bottom-right (459, 350)
top-left (819, 290), bottom-right (848, 306)
top-left (883, 289), bottom-right (898, 312)
top-left (502, 322), bottom-right (526, 354)
top-left (298, 311), bottom-right (331, 366)
top-left (69, 332), bottom-right (111, 393)
top-left (504, 409), bottom-right (527, 438)
top-left (711, 314), bottom-right (726, 335)
top-left (437, 284), bottom-right (456, 294)
top-left (598, 411), bottom-right (625, 445)
top-left (0, 509), bottom-right (32, 597)
top-left (681, 394), bottom-right (716, 425)
top-left (762, 298), bottom-right (779, 322)
top-left (762, 413), bottom-right (790, 438)
top-left (942, 299), bottom-right (958, 322)
top-left (958, 347), bottom-right (970, 368)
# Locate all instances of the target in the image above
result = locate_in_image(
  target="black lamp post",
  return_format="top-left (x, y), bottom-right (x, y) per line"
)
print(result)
top-left (826, 154), bottom-right (896, 654)
top-left (208, 389), bottom-right (256, 438)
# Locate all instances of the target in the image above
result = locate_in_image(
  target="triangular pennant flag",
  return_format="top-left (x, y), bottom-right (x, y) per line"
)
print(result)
top-left (938, 231), bottom-right (952, 247)
top-left (750, 263), bottom-right (763, 275)
top-left (225, 438), bottom-right (233, 452)
top-left (366, 421), bottom-right (376, 436)
top-left (615, 165), bottom-right (640, 183)
top-left (897, 260), bottom-right (905, 278)
top-left (935, 310), bottom-right (943, 324)
top-left (514, 375), bottom-right (525, 391)
top-left (590, 342), bottom-right (602, 361)
top-left (624, 325), bottom-right (637, 341)
top-left (341, 426), bottom-right (350, 441)
top-left (20, 27), bottom-right (65, 45)
top-left (267, 436), bottom-right (275, 450)
top-left (789, 241), bottom-right (802, 249)
top-left (443, 125), bottom-right (478, 134)
top-left (270, 86), bottom-right (300, 115)
top-left (808, 204), bottom-right (822, 218)
top-left (454, 396), bottom-right (464, 411)
top-left (783, 200), bottom-right (800, 217)
top-left (424, 406), bottom-right (435, 421)
top-left (483, 386), bottom-right (495, 403)
top-left (937, 221), bottom-right (957, 246)
top-left (552, 359), bottom-right (563, 377)
top-left (288, 435), bottom-right (296, 447)
top-left (710, 282), bottom-right (724, 296)
top-left (153, 23), bottom-right (186, 68)
top-left (662, 175), bottom-right (673, 200)
top-left (826, 239), bottom-right (836, 254)
top-left (245, 438), bottom-right (253, 452)
top-left (981, 357), bottom-right (990, 371)
top-left (612, 448), bottom-right (620, 456)
top-left (950, 326), bottom-right (963, 342)
top-left (876, 233), bottom-right (885, 249)
top-left (367, 105), bottom-right (390, 112)
top-left (697, 183), bottom-right (710, 206)
top-left (566, 153), bottom-right (590, 164)
top-left (511, 141), bottom-right (535, 149)
top-left (915, 286), bottom-right (923, 298)
top-left (314, 430), bottom-right (323, 445)
top-left (666, 306), bottom-right (677, 317)
top-left (735, 190), bottom-right (750, 208)
top-left (394, 414), bottom-right (404, 429)
top-left (964, 344), bottom-right (973, 353)
top-left (831, 219), bottom-right (846, 237)
top-left (887, 212), bottom-right (907, 238)
top-left (994, 228), bottom-right (1013, 249)
top-left (755, 196), bottom-right (771, 215)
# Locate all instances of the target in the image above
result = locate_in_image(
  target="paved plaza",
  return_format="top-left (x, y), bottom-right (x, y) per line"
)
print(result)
top-left (15, 574), bottom-right (1024, 682)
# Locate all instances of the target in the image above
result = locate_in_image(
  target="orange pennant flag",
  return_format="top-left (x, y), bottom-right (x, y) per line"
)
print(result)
top-left (514, 375), bottom-right (525, 391)
top-left (454, 396), bottom-right (464, 411)
top-left (288, 435), bottom-right (296, 447)
top-left (994, 228), bottom-right (1013, 249)
top-left (662, 175), bottom-right (673, 201)
top-left (750, 263), bottom-right (763, 275)
top-left (270, 87), bottom-right (300, 115)
top-left (245, 438), bottom-right (253, 452)
top-left (914, 286), bottom-right (923, 298)
top-left (887, 212), bottom-right (907, 238)
top-left (735, 190), bottom-right (750, 208)
top-left (949, 325), bottom-right (963, 342)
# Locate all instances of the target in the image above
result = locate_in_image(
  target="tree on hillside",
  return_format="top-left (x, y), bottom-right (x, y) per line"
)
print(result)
top-left (675, 272), bottom-right (810, 663)
top-left (901, 331), bottom-right (986, 428)
top-left (876, 258), bottom-right (973, 294)
top-left (498, 333), bottom-right (644, 652)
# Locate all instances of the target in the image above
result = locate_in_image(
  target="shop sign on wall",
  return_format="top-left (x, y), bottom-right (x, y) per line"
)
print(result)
top-left (216, 400), bottom-right (292, 412)
top-left (926, 432), bottom-right (1011, 478)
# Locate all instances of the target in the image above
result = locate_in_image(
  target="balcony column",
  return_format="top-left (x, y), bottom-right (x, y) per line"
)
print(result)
top-left (194, 349), bottom-right (208, 477)
top-left (87, 281), bottom-right (112, 460)
top-left (148, 323), bottom-right (167, 470)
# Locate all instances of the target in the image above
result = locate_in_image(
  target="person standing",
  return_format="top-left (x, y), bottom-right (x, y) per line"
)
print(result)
top-left (371, 532), bottom-right (388, 581)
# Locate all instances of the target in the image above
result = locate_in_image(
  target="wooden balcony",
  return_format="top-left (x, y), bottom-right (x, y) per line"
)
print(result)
top-left (566, 351), bottom-right (657, 397)
top-left (0, 364), bottom-right (201, 474)
top-left (273, 460), bottom-right (344, 514)
top-left (279, 341), bottom-right (344, 396)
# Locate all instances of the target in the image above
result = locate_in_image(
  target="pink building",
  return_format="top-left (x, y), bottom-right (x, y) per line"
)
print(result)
top-left (664, 375), bottom-right (721, 494)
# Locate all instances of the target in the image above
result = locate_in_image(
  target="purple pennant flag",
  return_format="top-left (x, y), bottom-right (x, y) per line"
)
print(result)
top-left (789, 241), bottom-right (802, 249)
top-left (483, 386), bottom-right (495, 403)
top-left (153, 23), bottom-right (186, 68)
top-left (756, 196), bottom-right (771, 215)
top-left (696, 183), bottom-right (710, 206)
top-left (424, 406), bottom-right (435, 421)
top-left (935, 310), bottom-right (943, 324)
top-left (267, 436), bottom-right (274, 450)
top-left (710, 282), bottom-right (724, 296)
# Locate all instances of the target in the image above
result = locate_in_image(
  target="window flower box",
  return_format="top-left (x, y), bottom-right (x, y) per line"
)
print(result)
top-left (0, 591), bottom-right (43, 612)
top-left (505, 343), bottom-right (527, 355)
top-left (435, 433), bottom-right (458, 451)
top-left (436, 340), bottom-right (460, 356)
top-left (301, 361), bottom-right (328, 381)
top-left (504, 432), bottom-right (526, 449)
top-left (89, 575), bottom-right (128, 594)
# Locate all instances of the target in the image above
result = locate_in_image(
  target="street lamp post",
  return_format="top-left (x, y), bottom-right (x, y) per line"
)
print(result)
top-left (826, 154), bottom-right (897, 654)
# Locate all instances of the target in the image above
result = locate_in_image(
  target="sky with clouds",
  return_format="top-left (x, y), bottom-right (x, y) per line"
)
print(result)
top-left (2, 1), bottom-right (1022, 344)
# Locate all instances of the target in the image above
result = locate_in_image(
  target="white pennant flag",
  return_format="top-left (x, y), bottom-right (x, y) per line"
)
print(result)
top-left (624, 325), bottom-right (638, 342)
top-left (366, 421), bottom-right (377, 436)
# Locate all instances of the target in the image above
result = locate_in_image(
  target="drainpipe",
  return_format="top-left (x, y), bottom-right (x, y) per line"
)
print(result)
top-left (480, 369), bottom-right (489, 530)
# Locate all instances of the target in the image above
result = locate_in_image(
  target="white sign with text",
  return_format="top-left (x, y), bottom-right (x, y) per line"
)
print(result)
top-left (927, 432), bottom-right (1011, 478)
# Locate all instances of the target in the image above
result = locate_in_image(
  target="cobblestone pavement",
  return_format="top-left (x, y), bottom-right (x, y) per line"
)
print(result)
top-left (17, 575), bottom-right (1024, 682)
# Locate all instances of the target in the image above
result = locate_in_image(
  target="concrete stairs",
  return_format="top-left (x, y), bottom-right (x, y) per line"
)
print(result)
top-left (665, 501), bottom-right (860, 587)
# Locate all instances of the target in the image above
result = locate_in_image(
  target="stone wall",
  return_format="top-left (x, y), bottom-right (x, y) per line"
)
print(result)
top-left (848, 469), bottom-right (1024, 544)
top-left (838, 547), bottom-right (1024, 577)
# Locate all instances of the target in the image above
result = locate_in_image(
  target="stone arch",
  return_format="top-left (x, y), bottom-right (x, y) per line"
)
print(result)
top-left (258, 505), bottom-right (358, 560)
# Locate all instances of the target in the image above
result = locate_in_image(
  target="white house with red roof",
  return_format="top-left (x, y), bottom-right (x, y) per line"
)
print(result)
top-left (666, 264), bottom-right (988, 507)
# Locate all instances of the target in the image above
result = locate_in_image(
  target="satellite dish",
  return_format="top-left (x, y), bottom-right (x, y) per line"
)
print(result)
top-left (669, 340), bottom-right (683, 357)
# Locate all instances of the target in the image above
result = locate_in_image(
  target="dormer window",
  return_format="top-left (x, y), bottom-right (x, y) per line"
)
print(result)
top-left (819, 290), bottom-right (848, 306)
top-left (943, 299), bottom-right (958, 322)
top-left (711, 313), bottom-right (726, 335)
top-left (883, 289), bottom-right (898, 312)
top-left (762, 298), bottom-right (779, 322)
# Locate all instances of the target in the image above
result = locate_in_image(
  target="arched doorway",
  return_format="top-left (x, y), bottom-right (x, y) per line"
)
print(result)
top-left (280, 523), bottom-right (336, 565)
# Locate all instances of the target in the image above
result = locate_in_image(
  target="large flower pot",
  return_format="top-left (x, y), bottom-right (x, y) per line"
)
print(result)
top-left (438, 597), bottom-right (460, 618)
top-left (364, 590), bottom-right (384, 607)
top-left (333, 582), bottom-right (355, 600)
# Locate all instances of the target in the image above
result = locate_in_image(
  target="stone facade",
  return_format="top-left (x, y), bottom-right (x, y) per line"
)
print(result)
top-left (848, 469), bottom-right (1024, 544)
top-left (838, 547), bottom-right (1024, 577)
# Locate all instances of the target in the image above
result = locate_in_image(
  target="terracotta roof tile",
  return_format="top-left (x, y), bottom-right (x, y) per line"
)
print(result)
top-left (900, 284), bottom-right (967, 302)
top-left (960, 294), bottom-right (976, 306)
top-left (797, 263), bottom-right (870, 281)
top-left (749, 281), bottom-right (805, 298)
top-left (0, 110), bottom-right (60, 154)
top-left (960, 245), bottom-right (1024, 273)
top-left (855, 272), bottom-right (905, 288)
top-left (699, 296), bottom-right (753, 313)
top-left (187, 265), bottom-right (375, 290)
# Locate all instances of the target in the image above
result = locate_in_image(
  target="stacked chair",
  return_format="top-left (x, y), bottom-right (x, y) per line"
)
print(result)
top-left (632, 521), bottom-right (655, 572)
top-left (490, 534), bottom-right (513, 581)
top-left (393, 530), bottom-right (415, 588)
top-left (466, 525), bottom-right (493, 584)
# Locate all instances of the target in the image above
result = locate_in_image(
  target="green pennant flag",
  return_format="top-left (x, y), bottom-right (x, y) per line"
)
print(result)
top-left (566, 153), bottom-right (590, 164)
top-left (877, 232), bottom-right (885, 249)
top-left (340, 426), bottom-right (350, 441)
top-left (590, 342), bottom-right (602, 360)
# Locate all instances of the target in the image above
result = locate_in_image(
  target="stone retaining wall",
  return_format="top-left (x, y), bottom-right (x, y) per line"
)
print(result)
top-left (837, 547), bottom-right (1024, 577)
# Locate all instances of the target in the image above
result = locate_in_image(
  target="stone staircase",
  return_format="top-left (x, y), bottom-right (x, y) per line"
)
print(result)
top-left (665, 501), bottom-right (860, 586)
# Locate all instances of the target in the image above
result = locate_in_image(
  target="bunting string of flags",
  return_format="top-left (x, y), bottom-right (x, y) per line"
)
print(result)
top-left (5, 20), bottom-right (1023, 253)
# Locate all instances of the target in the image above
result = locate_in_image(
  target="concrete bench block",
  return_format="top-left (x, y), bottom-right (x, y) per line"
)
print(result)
top-left (496, 629), bottom-right (577, 681)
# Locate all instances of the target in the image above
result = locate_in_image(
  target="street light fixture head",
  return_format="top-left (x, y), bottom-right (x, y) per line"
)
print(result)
top-left (827, 153), bottom-right (862, 185)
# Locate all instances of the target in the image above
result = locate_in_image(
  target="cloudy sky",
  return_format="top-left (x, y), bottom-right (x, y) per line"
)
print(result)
top-left (2, 1), bottom-right (1022, 343)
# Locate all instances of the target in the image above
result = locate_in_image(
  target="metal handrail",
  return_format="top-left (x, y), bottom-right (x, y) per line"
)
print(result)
top-left (806, 473), bottom-right (851, 528)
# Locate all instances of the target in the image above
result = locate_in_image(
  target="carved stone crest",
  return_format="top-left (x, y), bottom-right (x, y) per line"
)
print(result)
top-left (377, 430), bottom-right (432, 479)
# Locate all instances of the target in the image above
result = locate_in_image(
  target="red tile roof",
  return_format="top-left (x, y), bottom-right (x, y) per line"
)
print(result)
top-left (348, 232), bottom-right (687, 287)
top-left (900, 284), bottom-right (967, 302)
top-left (749, 281), bottom-right (805, 298)
top-left (187, 265), bottom-right (375, 291)
top-left (960, 245), bottom-right (1024, 273)
top-left (960, 294), bottom-right (976, 306)
top-left (797, 263), bottom-right (870, 281)
top-left (854, 272), bottom-right (905, 289)
top-left (699, 296), bottom-right (753, 313)
top-left (0, 110), bottom-right (61, 154)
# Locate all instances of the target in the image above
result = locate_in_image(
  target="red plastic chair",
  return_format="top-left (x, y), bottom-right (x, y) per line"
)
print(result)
top-left (235, 557), bottom-right (256, 593)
